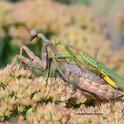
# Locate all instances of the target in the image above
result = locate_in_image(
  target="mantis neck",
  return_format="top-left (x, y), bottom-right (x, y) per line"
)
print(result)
top-left (37, 33), bottom-right (60, 56)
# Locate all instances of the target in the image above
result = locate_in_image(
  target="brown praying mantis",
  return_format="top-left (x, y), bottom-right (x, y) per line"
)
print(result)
top-left (13, 30), bottom-right (124, 104)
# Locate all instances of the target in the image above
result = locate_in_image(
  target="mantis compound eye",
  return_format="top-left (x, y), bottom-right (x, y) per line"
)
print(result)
top-left (30, 29), bottom-right (37, 41)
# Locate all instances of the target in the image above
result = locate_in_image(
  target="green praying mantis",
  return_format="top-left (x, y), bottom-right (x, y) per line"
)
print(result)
top-left (14, 30), bottom-right (124, 104)
top-left (55, 40), bottom-right (124, 91)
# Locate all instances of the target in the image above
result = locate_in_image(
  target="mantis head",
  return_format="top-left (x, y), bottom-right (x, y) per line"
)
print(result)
top-left (30, 29), bottom-right (37, 41)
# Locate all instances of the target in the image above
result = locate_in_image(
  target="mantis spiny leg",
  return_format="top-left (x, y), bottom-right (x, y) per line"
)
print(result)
top-left (14, 44), bottom-right (48, 70)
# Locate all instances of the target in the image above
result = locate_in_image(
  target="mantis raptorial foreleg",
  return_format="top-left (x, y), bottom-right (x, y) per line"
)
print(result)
top-left (13, 43), bottom-right (48, 70)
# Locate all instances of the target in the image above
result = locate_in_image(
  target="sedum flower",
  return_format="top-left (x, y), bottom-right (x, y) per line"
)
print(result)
top-left (26, 103), bottom-right (74, 124)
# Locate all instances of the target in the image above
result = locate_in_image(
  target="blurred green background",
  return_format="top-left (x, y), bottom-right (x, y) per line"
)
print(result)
top-left (0, 0), bottom-right (124, 76)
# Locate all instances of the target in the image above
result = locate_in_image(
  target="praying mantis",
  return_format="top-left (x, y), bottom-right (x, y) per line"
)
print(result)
top-left (14, 30), bottom-right (124, 104)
